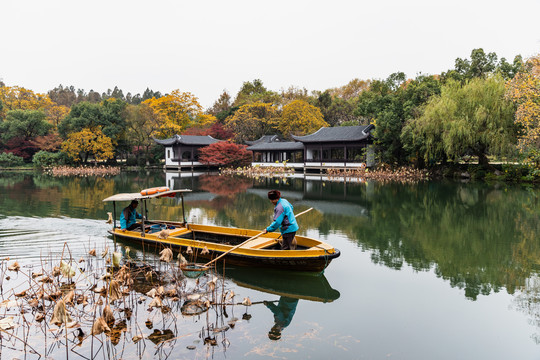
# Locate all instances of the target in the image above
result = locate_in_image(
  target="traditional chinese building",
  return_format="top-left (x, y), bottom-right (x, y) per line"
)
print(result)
top-left (246, 135), bottom-right (304, 169)
top-left (154, 135), bottom-right (222, 170)
top-left (247, 125), bottom-right (375, 171)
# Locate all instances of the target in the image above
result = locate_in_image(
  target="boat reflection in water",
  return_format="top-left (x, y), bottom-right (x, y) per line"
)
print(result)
top-left (221, 266), bottom-right (340, 340)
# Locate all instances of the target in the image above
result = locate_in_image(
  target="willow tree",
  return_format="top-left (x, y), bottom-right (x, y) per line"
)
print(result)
top-left (403, 76), bottom-right (517, 167)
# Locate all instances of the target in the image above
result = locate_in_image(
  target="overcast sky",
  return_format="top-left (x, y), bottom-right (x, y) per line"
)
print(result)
top-left (1, 0), bottom-right (539, 108)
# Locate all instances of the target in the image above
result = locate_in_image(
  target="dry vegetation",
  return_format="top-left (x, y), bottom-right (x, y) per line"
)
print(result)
top-left (222, 165), bottom-right (430, 183)
top-left (46, 166), bottom-right (121, 177)
top-left (0, 243), bottom-right (253, 358)
top-left (326, 166), bottom-right (430, 183)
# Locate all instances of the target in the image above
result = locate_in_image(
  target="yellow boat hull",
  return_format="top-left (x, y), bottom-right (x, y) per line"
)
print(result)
top-left (109, 222), bottom-right (340, 272)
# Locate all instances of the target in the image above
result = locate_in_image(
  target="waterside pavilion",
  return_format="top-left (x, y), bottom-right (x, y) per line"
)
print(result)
top-left (245, 135), bottom-right (305, 170)
top-left (247, 125), bottom-right (375, 172)
top-left (154, 135), bottom-right (222, 170)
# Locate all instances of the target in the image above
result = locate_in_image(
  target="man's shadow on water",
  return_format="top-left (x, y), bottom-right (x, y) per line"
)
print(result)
top-left (264, 296), bottom-right (299, 340)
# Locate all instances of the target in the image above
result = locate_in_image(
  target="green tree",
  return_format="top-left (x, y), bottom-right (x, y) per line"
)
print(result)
top-left (443, 48), bottom-right (523, 83)
top-left (355, 72), bottom-right (407, 164)
top-left (233, 79), bottom-right (280, 107)
top-left (58, 99), bottom-right (127, 146)
top-left (124, 103), bottom-right (165, 164)
top-left (403, 76), bottom-right (516, 167)
top-left (0, 109), bottom-right (52, 141)
top-left (355, 73), bottom-right (441, 165)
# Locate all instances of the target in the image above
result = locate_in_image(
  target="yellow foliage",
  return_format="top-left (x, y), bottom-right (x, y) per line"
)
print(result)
top-left (506, 55), bottom-right (540, 154)
top-left (279, 100), bottom-right (328, 138)
top-left (61, 128), bottom-right (114, 162)
top-left (46, 104), bottom-right (70, 128)
top-left (0, 85), bottom-right (54, 119)
top-left (197, 113), bottom-right (218, 127)
top-left (225, 102), bottom-right (280, 142)
top-left (143, 90), bottom-right (202, 136)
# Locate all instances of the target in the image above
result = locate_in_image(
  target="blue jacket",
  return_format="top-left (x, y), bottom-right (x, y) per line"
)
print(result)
top-left (120, 205), bottom-right (142, 229)
top-left (266, 198), bottom-right (299, 234)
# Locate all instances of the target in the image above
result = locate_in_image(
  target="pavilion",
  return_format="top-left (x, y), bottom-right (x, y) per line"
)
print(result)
top-left (247, 125), bottom-right (375, 171)
top-left (154, 134), bottom-right (222, 170)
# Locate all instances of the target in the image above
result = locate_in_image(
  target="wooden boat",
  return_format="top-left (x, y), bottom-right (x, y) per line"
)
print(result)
top-left (103, 189), bottom-right (340, 272)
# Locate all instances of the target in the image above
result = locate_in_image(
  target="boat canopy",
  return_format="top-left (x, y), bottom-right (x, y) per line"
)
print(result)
top-left (102, 189), bottom-right (192, 202)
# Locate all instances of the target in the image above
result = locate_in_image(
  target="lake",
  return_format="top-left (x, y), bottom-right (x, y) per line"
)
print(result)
top-left (0, 170), bottom-right (539, 359)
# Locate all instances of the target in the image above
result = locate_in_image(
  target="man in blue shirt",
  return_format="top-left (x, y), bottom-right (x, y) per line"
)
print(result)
top-left (263, 190), bottom-right (299, 250)
top-left (120, 200), bottom-right (143, 231)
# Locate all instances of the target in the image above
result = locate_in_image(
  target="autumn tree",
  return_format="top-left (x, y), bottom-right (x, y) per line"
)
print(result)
top-left (505, 55), bottom-right (540, 167)
top-left (403, 76), bottom-right (516, 167)
top-left (225, 102), bottom-right (280, 143)
top-left (279, 100), bottom-right (328, 138)
top-left (328, 78), bottom-right (371, 100)
top-left (208, 90), bottom-right (232, 116)
top-left (233, 79), bottom-right (280, 107)
top-left (0, 86), bottom-right (52, 119)
top-left (143, 90), bottom-right (202, 137)
top-left (198, 142), bottom-right (252, 168)
top-left (59, 99), bottom-right (127, 146)
top-left (61, 128), bottom-right (114, 163)
top-left (124, 103), bottom-right (164, 164)
top-left (47, 85), bottom-right (79, 107)
top-left (182, 122), bottom-right (234, 140)
top-left (46, 105), bottom-right (70, 128)
top-left (0, 85), bottom-right (65, 125)
top-left (30, 134), bottom-right (63, 152)
top-left (279, 86), bottom-right (313, 106)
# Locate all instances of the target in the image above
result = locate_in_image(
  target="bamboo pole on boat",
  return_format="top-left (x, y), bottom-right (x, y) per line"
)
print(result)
top-left (203, 231), bottom-right (265, 267)
top-left (202, 207), bottom-right (313, 267)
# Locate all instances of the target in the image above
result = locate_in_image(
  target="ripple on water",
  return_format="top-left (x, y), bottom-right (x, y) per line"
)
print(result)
top-left (0, 216), bottom-right (113, 262)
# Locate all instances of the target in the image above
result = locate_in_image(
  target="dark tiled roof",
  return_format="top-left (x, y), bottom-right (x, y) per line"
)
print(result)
top-left (246, 141), bottom-right (304, 151)
top-left (245, 135), bottom-right (281, 145)
top-left (291, 125), bottom-right (374, 143)
top-left (153, 135), bottom-right (221, 146)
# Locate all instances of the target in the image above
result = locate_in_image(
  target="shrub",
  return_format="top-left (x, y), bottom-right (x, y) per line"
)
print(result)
top-left (0, 152), bottom-right (25, 167)
top-left (32, 151), bottom-right (67, 168)
top-left (502, 164), bottom-right (529, 182)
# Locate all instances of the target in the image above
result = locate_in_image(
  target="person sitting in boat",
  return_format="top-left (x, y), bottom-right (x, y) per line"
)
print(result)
top-left (263, 190), bottom-right (299, 250)
top-left (120, 200), bottom-right (143, 231)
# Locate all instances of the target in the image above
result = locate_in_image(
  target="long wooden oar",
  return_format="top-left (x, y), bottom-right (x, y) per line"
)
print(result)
top-left (203, 207), bottom-right (313, 267)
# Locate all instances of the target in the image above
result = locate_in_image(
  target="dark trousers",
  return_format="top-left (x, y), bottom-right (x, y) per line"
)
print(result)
top-left (281, 232), bottom-right (296, 250)
top-left (127, 223), bottom-right (142, 231)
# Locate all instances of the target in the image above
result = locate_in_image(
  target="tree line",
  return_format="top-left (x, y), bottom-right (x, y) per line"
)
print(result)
top-left (0, 48), bottom-right (538, 176)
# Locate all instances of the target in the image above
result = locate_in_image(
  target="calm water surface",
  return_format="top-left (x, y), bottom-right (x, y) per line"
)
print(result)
top-left (0, 171), bottom-right (539, 359)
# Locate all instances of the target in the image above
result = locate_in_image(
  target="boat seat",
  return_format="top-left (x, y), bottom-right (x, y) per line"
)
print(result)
top-left (168, 228), bottom-right (190, 236)
top-left (242, 237), bottom-right (277, 249)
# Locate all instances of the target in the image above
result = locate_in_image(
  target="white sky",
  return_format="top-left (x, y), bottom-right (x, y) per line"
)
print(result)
top-left (1, 0), bottom-right (539, 108)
